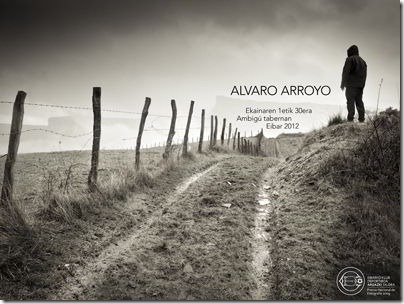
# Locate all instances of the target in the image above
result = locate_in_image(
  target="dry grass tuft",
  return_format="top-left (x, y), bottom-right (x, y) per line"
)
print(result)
top-left (134, 170), bottom-right (155, 189)
top-left (0, 201), bottom-right (42, 279)
top-left (327, 113), bottom-right (345, 126)
top-left (38, 192), bottom-right (91, 224)
top-left (99, 168), bottom-right (137, 201)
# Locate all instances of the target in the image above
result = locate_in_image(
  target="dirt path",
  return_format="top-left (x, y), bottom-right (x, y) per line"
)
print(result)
top-left (47, 156), bottom-right (278, 300)
top-left (53, 163), bottom-right (219, 300)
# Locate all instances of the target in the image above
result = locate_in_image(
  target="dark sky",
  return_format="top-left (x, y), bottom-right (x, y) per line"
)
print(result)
top-left (0, 0), bottom-right (400, 125)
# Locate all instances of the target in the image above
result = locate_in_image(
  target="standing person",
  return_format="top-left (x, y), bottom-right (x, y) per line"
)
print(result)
top-left (340, 45), bottom-right (367, 122)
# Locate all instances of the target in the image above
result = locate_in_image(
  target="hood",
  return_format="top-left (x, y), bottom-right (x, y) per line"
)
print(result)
top-left (347, 45), bottom-right (359, 57)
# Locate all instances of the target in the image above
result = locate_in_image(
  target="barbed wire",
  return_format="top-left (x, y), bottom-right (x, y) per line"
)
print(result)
top-left (0, 100), bottom-right (200, 118)
top-left (0, 125), bottom-right (202, 140)
top-left (0, 128), bottom-right (93, 138)
top-left (0, 100), bottom-right (218, 145)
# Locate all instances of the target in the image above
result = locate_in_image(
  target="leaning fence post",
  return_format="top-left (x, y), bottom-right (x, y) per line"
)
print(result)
top-left (198, 109), bottom-right (205, 153)
top-left (237, 132), bottom-right (241, 151)
top-left (163, 99), bottom-right (177, 160)
top-left (220, 118), bottom-right (226, 145)
top-left (182, 100), bottom-right (195, 156)
top-left (88, 87), bottom-right (101, 191)
top-left (213, 115), bottom-right (218, 146)
top-left (232, 127), bottom-right (238, 150)
top-left (135, 97), bottom-right (151, 170)
top-left (1, 91), bottom-right (26, 205)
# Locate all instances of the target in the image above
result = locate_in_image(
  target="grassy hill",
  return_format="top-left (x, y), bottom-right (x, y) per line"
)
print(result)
top-left (267, 109), bottom-right (400, 300)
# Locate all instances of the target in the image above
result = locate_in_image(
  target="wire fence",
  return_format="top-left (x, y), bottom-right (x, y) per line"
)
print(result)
top-left (0, 98), bottom-right (257, 170)
top-left (0, 100), bottom-right (207, 145)
top-left (0, 91), bottom-right (273, 207)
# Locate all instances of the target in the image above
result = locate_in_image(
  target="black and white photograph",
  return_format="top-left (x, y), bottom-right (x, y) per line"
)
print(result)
top-left (0, 0), bottom-right (400, 300)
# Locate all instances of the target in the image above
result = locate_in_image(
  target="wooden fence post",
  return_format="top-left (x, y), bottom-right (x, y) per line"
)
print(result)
top-left (257, 129), bottom-right (263, 155)
top-left (227, 123), bottom-right (232, 146)
top-left (232, 127), bottom-right (238, 150)
top-left (135, 97), bottom-right (151, 171)
top-left (198, 109), bottom-right (205, 153)
top-left (220, 118), bottom-right (226, 145)
top-left (210, 115), bottom-right (214, 149)
top-left (237, 132), bottom-right (240, 151)
top-left (182, 100), bottom-right (195, 156)
top-left (163, 99), bottom-right (177, 160)
top-left (1, 91), bottom-right (26, 205)
top-left (213, 115), bottom-right (218, 146)
top-left (88, 87), bottom-right (101, 191)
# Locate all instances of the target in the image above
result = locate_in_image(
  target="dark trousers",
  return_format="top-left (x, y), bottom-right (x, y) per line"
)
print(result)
top-left (346, 87), bottom-right (365, 122)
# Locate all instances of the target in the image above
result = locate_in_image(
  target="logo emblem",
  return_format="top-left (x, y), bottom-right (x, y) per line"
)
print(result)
top-left (336, 267), bottom-right (365, 296)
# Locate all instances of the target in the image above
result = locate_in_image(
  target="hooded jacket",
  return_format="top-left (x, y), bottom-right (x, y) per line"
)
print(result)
top-left (341, 45), bottom-right (367, 88)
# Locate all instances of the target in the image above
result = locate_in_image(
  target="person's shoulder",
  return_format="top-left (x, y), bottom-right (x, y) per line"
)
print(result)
top-left (359, 56), bottom-right (367, 65)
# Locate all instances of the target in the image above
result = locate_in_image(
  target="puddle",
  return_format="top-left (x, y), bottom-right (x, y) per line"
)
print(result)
top-left (258, 198), bottom-right (270, 206)
top-left (251, 171), bottom-right (274, 300)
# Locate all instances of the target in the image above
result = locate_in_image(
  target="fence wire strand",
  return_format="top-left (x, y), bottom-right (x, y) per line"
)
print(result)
top-left (0, 100), bottom-right (199, 118)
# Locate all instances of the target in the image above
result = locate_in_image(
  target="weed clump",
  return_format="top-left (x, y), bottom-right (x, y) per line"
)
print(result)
top-left (327, 113), bottom-right (345, 126)
top-left (38, 192), bottom-right (91, 224)
top-left (0, 201), bottom-right (41, 279)
top-left (38, 166), bottom-right (154, 224)
top-left (134, 171), bottom-right (154, 188)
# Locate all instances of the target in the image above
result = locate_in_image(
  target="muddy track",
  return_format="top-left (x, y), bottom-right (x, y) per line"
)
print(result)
top-left (53, 163), bottom-right (219, 300)
top-left (250, 167), bottom-right (277, 300)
